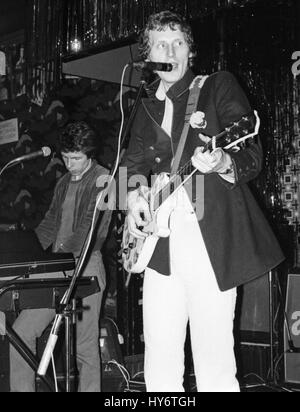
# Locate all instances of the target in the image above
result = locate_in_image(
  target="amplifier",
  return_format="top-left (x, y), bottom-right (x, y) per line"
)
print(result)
top-left (236, 342), bottom-right (271, 384)
top-left (100, 318), bottom-right (126, 392)
top-left (236, 273), bottom-right (270, 341)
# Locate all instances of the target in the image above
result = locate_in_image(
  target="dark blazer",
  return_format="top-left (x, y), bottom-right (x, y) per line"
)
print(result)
top-left (122, 70), bottom-right (284, 291)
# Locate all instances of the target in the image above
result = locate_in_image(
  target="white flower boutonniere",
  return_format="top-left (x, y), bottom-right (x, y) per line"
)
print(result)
top-left (190, 111), bottom-right (207, 129)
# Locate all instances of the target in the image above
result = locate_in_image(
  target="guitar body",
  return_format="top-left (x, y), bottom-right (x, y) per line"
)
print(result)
top-left (122, 222), bottom-right (159, 274)
top-left (122, 111), bottom-right (260, 274)
top-left (122, 173), bottom-right (177, 273)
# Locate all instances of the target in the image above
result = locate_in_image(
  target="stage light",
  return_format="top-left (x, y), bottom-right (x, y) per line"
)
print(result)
top-left (70, 38), bottom-right (82, 54)
top-left (62, 39), bottom-right (141, 87)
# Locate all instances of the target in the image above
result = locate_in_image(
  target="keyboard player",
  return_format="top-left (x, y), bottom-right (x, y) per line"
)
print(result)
top-left (10, 121), bottom-right (112, 392)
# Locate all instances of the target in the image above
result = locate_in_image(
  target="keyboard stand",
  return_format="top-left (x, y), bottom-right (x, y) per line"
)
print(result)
top-left (5, 320), bottom-right (56, 392)
top-left (0, 277), bottom-right (99, 392)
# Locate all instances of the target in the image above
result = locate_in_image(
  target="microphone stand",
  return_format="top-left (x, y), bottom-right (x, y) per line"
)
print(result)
top-left (37, 197), bottom-right (104, 391)
top-left (37, 73), bottom-right (147, 391)
top-left (0, 151), bottom-right (50, 179)
top-left (120, 75), bottom-right (147, 152)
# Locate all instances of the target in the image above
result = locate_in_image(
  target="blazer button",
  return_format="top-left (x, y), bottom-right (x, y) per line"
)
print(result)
top-left (149, 146), bottom-right (155, 151)
top-left (155, 157), bottom-right (161, 164)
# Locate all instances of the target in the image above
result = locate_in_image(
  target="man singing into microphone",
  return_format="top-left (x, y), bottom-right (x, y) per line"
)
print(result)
top-left (10, 121), bottom-right (111, 392)
top-left (122, 11), bottom-right (284, 392)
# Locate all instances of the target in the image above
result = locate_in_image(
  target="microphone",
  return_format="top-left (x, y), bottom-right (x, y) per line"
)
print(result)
top-left (38, 332), bottom-right (58, 376)
top-left (0, 147), bottom-right (52, 177)
top-left (12, 146), bottom-right (52, 164)
top-left (131, 61), bottom-right (174, 72)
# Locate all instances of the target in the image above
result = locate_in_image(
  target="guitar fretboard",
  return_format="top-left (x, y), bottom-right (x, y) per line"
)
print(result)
top-left (153, 112), bottom-right (256, 212)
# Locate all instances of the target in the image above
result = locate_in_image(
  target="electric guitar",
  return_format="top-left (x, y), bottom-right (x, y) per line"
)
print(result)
top-left (122, 111), bottom-right (260, 274)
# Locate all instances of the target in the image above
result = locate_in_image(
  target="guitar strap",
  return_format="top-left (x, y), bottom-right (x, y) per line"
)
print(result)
top-left (170, 75), bottom-right (208, 176)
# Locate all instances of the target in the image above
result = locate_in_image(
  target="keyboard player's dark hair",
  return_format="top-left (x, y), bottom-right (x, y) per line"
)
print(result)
top-left (60, 121), bottom-right (98, 159)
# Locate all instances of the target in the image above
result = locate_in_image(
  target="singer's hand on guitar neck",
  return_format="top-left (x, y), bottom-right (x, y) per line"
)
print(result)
top-left (127, 187), bottom-right (151, 239)
top-left (191, 133), bottom-right (233, 175)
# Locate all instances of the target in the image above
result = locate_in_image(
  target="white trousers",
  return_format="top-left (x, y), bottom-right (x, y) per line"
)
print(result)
top-left (143, 190), bottom-right (240, 392)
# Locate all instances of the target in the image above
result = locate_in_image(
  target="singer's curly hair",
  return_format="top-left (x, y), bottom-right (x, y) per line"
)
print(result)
top-left (139, 11), bottom-right (196, 62)
top-left (60, 121), bottom-right (98, 159)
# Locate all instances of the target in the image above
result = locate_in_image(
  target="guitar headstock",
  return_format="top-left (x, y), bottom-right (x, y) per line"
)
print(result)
top-left (205, 111), bottom-right (260, 152)
top-left (225, 112), bottom-right (256, 146)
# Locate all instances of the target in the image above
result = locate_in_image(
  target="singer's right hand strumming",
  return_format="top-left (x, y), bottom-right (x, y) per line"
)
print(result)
top-left (127, 187), bottom-right (151, 239)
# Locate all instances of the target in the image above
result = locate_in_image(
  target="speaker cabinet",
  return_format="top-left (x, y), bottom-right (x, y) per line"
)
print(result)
top-left (284, 272), bottom-right (300, 384)
top-left (236, 273), bottom-right (270, 344)
top-left (236, 343), bottom-right (271, 384)
top-left (234, 274), bottom-right (274, 384)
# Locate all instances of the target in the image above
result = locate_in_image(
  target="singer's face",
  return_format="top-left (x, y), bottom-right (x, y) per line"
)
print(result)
top-left (148, 27), bottom-right (192, 89)
top-left (61, 151), bottom-right (90, 177)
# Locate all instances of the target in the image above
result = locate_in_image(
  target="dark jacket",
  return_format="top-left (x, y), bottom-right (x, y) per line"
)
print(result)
top-left (36, 161), bottom-right (110, 257)
top-left (122, 70), bottom-right (284, 291)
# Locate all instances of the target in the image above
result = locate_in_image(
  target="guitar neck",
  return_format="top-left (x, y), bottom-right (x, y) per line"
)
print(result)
top-left (152, 111), bottom-right (257, 212)
top-left (152, 128), bottom-right (227, 212)
top-left (153, 160), bottom-right (195, 212)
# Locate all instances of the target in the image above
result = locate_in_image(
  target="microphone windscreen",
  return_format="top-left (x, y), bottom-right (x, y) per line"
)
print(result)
top-left (42, 147), bottom-right (52, 157)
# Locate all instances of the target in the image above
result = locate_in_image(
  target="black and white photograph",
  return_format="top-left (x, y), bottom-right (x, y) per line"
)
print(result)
top-left (0, 0), bottom-right (299, 396)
